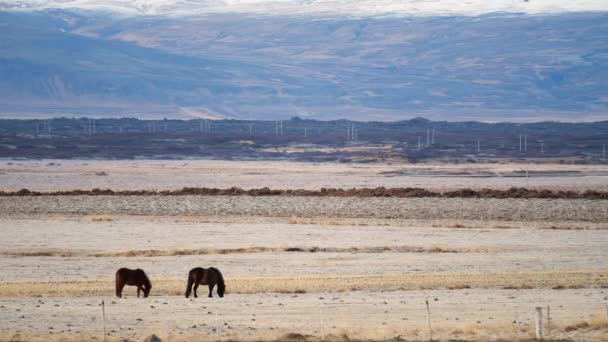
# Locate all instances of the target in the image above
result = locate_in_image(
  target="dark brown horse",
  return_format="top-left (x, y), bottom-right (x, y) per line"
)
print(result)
top-left (115, 268), bottom-right (152, 298)
top-left (185, 267), bottom-right (225, 298)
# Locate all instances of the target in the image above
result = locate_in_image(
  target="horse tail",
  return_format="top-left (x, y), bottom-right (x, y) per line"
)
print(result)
top-left (115, 269), bottom-right (123, 297)
top-left (211, 267), bottom-right (225, 297)
top-left (185, 270), bottom-right (194, 298)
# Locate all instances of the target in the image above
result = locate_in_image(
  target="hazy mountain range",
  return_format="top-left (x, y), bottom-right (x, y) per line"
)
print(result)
top-left (1, 1), bottom-right (607, 121)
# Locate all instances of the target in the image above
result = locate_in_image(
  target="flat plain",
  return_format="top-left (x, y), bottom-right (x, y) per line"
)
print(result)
top-left (0, 160), bottom-right (607, 341)
top-left (2, 159), bottom-right (608, 191)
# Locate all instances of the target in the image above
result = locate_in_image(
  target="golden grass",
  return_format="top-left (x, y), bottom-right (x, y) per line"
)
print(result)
top-left (0, 250), bottom-right (79, 257)
top-left (0, 270), bottom-right (605, 297)
top-left (89, 213), bottom-right (113, 222)
top-left (463, 322), bottom-right (479, 336)
top-left (491, 223), bottom-right (514, 229)
top-left (589, 312), bottom-right (608, 330)
top-left (445, 320), bottom-right (536, 341)
top-left (564, 320), bottom-right (591, 332)
top-left (552, 285), bottom-right (584, 290)
top-left (429, 244), bottom-right (444, 253)
top-left (561, 311), bottom-right (608, 332)
top-left (590, 311), bottom-right (608, 330)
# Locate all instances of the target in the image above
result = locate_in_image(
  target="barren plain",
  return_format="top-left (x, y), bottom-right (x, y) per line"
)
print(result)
top-left (1, 159), bottom-right (608, 192)
top-left (0, 160), bottom-right (607, 341)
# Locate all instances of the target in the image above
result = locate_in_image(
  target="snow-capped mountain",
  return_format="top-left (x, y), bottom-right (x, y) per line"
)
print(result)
top-left (0, 2), bottom-right (607, 121)
top-left (2, 0), bottom-right (607, 17)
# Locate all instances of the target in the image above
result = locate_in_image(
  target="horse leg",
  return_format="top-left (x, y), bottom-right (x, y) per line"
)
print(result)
top-left (185, 274), bottom-right (193, 298)
top-left (193, 283), bottom-right (199, 298)
top-left (208, 283), bottom-right (215, 298)
top-left (116, 282), bottom-right (125, 298)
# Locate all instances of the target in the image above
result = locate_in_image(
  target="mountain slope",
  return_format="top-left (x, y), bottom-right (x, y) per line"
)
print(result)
top-left (0, 10), bottom-right (607, 121)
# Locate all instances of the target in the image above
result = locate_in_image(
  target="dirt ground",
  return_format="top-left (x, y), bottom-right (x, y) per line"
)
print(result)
top-left (1, 290), bottom-right (607, 341)
top-left (0, 215), bottom-right (607, 283)
top-left (0, 160), bottom-right (607, 341)
top-left (1, 159), bottom-right (608, 191)
top-left (1, 213), bottom-right (607, 341)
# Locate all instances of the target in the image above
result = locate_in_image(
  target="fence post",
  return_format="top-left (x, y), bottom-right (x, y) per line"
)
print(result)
top-left (319, 307), bottom-right (325, 341)
top-left (546, 305), bottom-right (551, 339)
top-left (215, 308), bottom-right (220, 341)
top-left (535, 306), bottom-right (543, 341)
top-left (425, 299), bottom-right (432, 341)
top-left (101, 300), bottom-right (106, 342)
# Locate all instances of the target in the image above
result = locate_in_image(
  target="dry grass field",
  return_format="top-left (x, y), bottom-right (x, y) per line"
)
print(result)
top-left (0, 161), bottom-right (607, 341)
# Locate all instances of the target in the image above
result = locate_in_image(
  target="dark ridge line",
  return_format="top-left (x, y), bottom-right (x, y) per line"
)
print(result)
top-left (0, 245), bottom-right (486, 258)
top-left (1, 187), bottom-right (607, 199)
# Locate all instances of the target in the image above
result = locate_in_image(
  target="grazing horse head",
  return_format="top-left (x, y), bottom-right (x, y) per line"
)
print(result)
top-left (212, 267), bottom-right (226, 297)
top-left (217, 276), bottom-right (225, 298)
top-left (141, 269), bottom-right (152, 297)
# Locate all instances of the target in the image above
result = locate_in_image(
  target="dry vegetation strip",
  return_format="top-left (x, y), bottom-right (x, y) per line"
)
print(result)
top-left (0, 245), bottom-right (497, 258)
top-left (1, 271), bottom-right (605, 297)
top-left (3, 186), bottom-right (608, 199)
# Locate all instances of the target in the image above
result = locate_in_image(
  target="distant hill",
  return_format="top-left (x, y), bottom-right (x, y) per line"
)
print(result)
top-left (1, 117), bottom-right (606, 161)
top-left (0, 10), bottom-right (607, 121)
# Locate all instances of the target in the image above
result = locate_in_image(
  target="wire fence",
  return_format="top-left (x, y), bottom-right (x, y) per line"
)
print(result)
top-left (1, 297), bottom-right (606, 341)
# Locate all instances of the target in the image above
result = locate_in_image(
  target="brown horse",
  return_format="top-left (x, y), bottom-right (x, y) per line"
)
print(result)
top-left (185, 267), bottom-right (225, 298)
top-left (115, 268), bottom-right (152, 298)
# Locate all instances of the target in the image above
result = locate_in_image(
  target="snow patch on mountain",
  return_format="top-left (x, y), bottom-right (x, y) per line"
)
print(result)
top-left (2, 0), bottom-right (607, 17)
